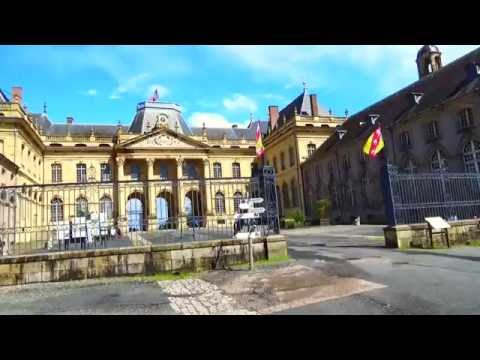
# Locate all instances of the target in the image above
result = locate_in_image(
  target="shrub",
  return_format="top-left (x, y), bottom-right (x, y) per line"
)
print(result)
top-left (316, 199), bottom-right (332, 220)
top-left (286, 210), bottom-right (305, 226)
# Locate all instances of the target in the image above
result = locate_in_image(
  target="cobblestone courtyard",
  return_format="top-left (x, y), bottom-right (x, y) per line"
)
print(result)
top-left (2, 225), bottom-right (480, 315)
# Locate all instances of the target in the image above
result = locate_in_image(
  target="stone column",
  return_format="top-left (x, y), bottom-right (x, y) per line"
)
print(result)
top-left (176, 157), bottom-right (186, 229)
top-left (116, 157), bottom-right (127, 235)
top-left (203, 159), bottom-right (213, 216)
top-left (146, 158), bottom-right (156, 231)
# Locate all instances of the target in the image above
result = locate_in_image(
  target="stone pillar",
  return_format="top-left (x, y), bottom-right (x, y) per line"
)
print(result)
top-left (203, 159), bottom-right (213, 216)
top-left (116, 157), bottom-right (127, 235)
top-left (146, 158), bottom-right (157, 231)
top-left (176, 157), bottom-right (186, 229)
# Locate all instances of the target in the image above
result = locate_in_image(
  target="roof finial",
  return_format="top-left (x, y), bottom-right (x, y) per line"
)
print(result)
top-left (345, 109), bottom-right (349, 118)
top-left (329, 108), bottom-right (332, 116)
top-left (302, 81), bottom-right (307, 91)
top-left (43, 102), bottom-right (47, 114)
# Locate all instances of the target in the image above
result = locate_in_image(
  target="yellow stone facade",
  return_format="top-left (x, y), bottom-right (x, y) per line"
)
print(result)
top-left (263, 90), bottom-right (344, 218)
top-left (0, 89), bottom-right (260, 252)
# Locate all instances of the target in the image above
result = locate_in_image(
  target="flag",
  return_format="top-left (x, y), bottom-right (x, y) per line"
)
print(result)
top-left (255, 123), bottom-right (265, 158)
top-left (363, 126), bottom-right (384, 158)
top-left (149, 89), bottom-right (159, 102)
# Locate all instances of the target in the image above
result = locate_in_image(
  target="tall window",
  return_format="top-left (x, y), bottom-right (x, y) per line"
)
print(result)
top-left (232, 162), bottom-right (241, 178)
top-left (100, 163), bottom-right (111, 182)
top-left (404, 159), bottom-right (417, 174)
top-left (0, 140), bottom-right (4, 154)
top-left (99, 195), bottom-right (113, 220)
top-left (76, 196), bottom-right (88, 217)
top-left (426, 120), bottom-right (440, 140)
top-left (183, 162), bottom-right (197, 179)
top-left (458, 108), bottom-right (474, 130)
top-left (273, 157), bottom-right (278, 173)
top-left (51, 198), bottom-right (63, 222)
top-left (159, 164), bottom-right (168, 180)
top-left (51, 163), bottom-right (62, 183)
top-left (291, 179), bottom-right (299, 207)
top-left (213, 162), bottom-right (222, 178)
top-left (76, 163), bottom-right (87, 183)
top-left (215, 192), bottom-right (225, 214)
top-left (308, 143), bottom-right (316, 157)
top-left (233, 192), bottom-right (242, 212)
top-left (282, 183), bottom-right (290, 209)
top-left (289, 147), bottom-right (295, 167)
top-left (131, 164), bottom-right (141, 180)
top-left (280, 152), bottom-right (285, 171)
top-left (328, 160), bottom-right (334, 176)
top-left (431, 149), bottom-right (448, 171)
top-left (400, 131), bottom-right (412, 148)
top-left (342, 154), bottom-right (351, 169)
top-left (463, 140), bottom-right (480, 173)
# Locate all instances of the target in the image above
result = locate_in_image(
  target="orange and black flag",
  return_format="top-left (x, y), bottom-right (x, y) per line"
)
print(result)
top-left (363, 126), bottom-right (385, 158)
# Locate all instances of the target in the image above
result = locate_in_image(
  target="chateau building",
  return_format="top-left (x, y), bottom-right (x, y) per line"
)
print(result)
top-left (262, 86), bottom-right (345, 218)
top-left (0, 90), bottom-right (268, 249)
top-left (302, 46), bottom-right (480, 224)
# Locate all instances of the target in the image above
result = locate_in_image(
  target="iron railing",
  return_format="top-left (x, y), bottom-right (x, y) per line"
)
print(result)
top-left (385, 165), bottom-right (480, 225)
top-left (0, 167), bottom-right (279, 256)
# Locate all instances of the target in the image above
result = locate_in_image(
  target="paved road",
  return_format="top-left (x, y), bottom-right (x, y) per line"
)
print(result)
top-left (1, 225), bottom-right (480, 314)
top-left (280, 225), bottom-right (480, 314)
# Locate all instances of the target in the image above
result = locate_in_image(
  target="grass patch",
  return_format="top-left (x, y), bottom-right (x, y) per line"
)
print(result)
top-left (132, 271), bottom-right (199, 282)
top-left (230, 254), bottom-right (293, 270)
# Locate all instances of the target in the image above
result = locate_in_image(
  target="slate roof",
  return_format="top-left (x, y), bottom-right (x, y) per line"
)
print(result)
top-left (190, 120), bottom-right (267, 141)
top-left (308, 46), bottom-right (480, 161)
top-left (0, 88), bottom-right (9, 102)
top-left (278, 89), bottom-right (329, 121)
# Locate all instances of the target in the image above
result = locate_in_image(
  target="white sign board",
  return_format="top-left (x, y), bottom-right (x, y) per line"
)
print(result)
top-left (425, 217), bottom-right (451, 230)
top-left (250, 198), bottom-right (264, 204)
top-left (251, 207), bottom-right (265, 214)
top-left (239, 202), bottom-right (251, 210)
top-left (234, 213), bottom-right (260, 220)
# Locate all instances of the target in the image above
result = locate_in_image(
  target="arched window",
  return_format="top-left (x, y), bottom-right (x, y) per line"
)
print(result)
top-left (233, 192), bottom-right (242, 212)
top-left (76, 163), bottom-right (87, 183)
top-left (215, 192), bottom-right (225, 214)
top-left (131, 164), bottom-right (141, 181)
top-left (213, 162), bottom-right (222, 178)
top-left (51, 197), bottom-right (64, 222)
top-left (282, 183), bottom-right (290, 209)
top-left (403, 158), bottom-right (416, 174)
top-left (76, 196), bottom-right (88, 217)
top-left (280, 152), bottom-right (285, 171)
top-left (159, 164), bottom-right (168, 180)
top-left (291, 179), bottom-right (299, 207)
top-left (100, 163), bottom-right (111, 182)
top-left (289, 147), bottom-right (295, 167)
top-left (99, 195), bottom-right (113, 220)
top-left (463, 140), bottom-right (480, 173)
top-left (308, 143), bottom-right (316, 157)
top-left (431, 149), bottom-right (448, 171)
top-left (232, 162), bottom-right (241, 178)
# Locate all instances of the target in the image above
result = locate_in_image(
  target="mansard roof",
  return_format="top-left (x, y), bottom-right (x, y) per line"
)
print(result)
top-left (308, 46), bottom-right (480, 161)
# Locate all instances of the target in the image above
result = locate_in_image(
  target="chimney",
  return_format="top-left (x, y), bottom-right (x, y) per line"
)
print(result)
top-left (12, 86), bottom-right (23, 105)
top-left (66, 116), bottom-right (74, 125)
top-left (310, 94), bottom-right (319, 116)
top-left (268, 105), bottom-right (279, 131)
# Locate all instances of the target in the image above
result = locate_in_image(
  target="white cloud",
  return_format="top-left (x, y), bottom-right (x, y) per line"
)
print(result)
top-left (223, 93), bottom-right (257, 112)
top-left (146, 84), bottom-right (169, 99)
top-left (188, 112), bottom-right (238, 128)
top-left (212, 45), bottom-right (480, 93)
top-left (109, 73), bottom-right (150, 100)
top-left (81, 88), bottom-right (98, 96)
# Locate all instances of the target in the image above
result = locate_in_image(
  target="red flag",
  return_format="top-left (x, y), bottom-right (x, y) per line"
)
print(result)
top-left (256, 123), bottom-right (265, 158)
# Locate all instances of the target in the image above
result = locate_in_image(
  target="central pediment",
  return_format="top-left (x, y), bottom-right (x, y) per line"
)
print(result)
top-left (119, 129), bottom-right (207, 149)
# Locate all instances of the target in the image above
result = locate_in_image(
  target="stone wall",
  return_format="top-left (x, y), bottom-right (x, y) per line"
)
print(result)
top-left (384, 219), bottom-right (480, 249)
top-left (0, 235), bottom-right (287, 286)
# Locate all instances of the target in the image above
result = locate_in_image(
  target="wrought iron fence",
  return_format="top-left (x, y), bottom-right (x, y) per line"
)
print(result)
top-left (384, 164), bottom-right (480, 225)
top-left (0, 167), bottom-right (279, 256)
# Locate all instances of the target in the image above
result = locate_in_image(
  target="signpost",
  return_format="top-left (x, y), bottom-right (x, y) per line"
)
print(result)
top-left (425, 217), bottom-right (451, 248)
top-left (234, 197), bottom-right (265, 270)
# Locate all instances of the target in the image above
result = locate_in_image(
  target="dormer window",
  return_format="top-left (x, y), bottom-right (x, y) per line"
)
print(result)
top-left (457, 108), bottom-right (474, 130)
top-left (369, 114), bottom-right (380, 125)
top-left (411, 92), bottom-right (424, 104)
top-left (336, 129), bottom-right (347, 140)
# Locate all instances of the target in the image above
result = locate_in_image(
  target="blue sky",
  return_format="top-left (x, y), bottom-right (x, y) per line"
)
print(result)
top-left (0, 45), bottom-right (478, 128)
